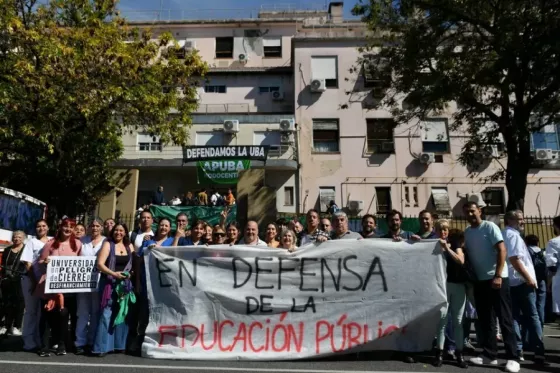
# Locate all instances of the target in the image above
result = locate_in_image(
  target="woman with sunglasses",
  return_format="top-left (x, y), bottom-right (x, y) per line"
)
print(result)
top-left (20, 219), bottom-right (49, 352)
top-left (75, 218), bottom-right (105, 355)
top-left (37, 218), bottom-right (82, 357)
top-left (93, 223), bottom-right (134, 357)
top-left (211, 225), bottom-right (227, 245)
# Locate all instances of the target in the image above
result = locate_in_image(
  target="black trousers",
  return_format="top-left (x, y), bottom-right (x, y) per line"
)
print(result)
top-left (39, 295), bottom-right (77, 350)
top-left (473, 278), bottom-right (518, 360)
top-left (0, 278), bottom-right (24, 330)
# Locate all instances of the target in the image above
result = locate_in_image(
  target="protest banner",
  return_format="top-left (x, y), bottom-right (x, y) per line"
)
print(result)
top-left (142, 240), bottom-right (446, 360)
top-left (197, 159), bottom-right (251, 185)
top-left (183, 145), bottom-right (269, 162)
top-left (45, 256), bottom-right (100, 294)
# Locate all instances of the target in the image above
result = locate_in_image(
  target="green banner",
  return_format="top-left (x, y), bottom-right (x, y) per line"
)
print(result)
top-left (149, 205), bottom-right (237, 231)
top-left (196, 159), bottom-right (251, 185)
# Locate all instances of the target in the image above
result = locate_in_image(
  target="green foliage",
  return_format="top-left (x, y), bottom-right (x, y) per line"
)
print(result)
top-left (0, 0), bottom-right (208, 216)
top-left (353, 0), bottom-right (560, 211)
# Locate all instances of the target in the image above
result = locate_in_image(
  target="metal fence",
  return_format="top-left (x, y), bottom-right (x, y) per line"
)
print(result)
top-left (114, 211), bottom-right (557, 247)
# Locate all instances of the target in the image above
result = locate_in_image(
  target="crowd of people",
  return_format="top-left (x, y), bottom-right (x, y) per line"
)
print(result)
top-left (0, 202), bottom-right (559, 373)
top-left (147, 185), bottom-right (236, 208)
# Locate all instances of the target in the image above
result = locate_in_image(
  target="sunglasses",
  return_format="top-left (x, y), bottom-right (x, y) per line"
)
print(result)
top-left (213, 233), bottom-right (226, 237)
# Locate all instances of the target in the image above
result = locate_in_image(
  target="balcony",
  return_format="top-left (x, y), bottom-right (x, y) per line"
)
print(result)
top-left (194, 102), bottom-right (294, 114)
top-left (118, 144), bottom-right (297, 170)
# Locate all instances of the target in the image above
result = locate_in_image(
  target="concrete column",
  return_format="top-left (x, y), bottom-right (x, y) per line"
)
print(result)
top-left (237, 169), bottom-right (277, 229)
top-left (96, 190), bottom-right (116, 221)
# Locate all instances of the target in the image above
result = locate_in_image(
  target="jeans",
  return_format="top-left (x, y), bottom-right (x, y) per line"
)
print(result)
top-left (75, 292), bottom-right (100, 348)
top-left (511, 283), bottom-right (545, 356)
top-left (21, 276), bottom-right (42, 350)
top-left (473, 278), bottom-right (518, 360)
top-left (437, 282), bottom-right (466, 350)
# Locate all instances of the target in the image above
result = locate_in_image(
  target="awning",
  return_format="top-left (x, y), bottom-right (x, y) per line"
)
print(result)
top-left (431, 187), bottom-right (451, 213)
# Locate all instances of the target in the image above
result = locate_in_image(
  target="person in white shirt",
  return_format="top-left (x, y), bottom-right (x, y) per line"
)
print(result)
top-left (210, 190), bottom-right (222, 206)
top-left (130, 210), bottom-right (154, 250)
top-left (239, 221), bottom-right (267, 246)
top-left (19, 219), bottom-right (50, 352)
top-left (502, 210), bottom-right (545, 363)
top-left (75, 218), bottom-right (106, 355)
top-left (545, 216), bottom-right (560, 316)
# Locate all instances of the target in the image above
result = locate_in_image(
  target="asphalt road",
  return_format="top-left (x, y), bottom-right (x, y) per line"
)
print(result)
top-left (0, 324), bottom-right (559, 373)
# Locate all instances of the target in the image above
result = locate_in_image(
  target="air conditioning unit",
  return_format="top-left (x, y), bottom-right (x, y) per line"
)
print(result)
top-left (184, 40), bottom-right (196, 52)
top-left (281, 133), bottom-right (294, 144)
top-left (310, 79), bottom-right (326, 92)
top-left (348, 200), bottom-right (364, 211)
top-left (271, 91), bottom-right (285, 101)
top-left (223, 120), bottom-right (240, 133)
top-left (419, 152), bottom-right (435, 164)
top-left (238, 53), bottom-right (248, 64)
top-left (535, 148), bottom-right (553, 161)
top-left (279, 119), bottom-right (295, 132)
top-left (467, 192), bottom-right (486, 208)
top-left (381, 141), bottom-right (394, 152)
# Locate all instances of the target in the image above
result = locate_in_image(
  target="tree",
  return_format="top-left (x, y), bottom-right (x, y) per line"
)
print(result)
top-left (353, 0), bottom-right (560, 211)
top-left (0, 0), bottom-right (207, 218)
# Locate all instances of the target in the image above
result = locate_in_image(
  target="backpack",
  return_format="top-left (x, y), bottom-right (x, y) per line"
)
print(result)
top-left (527, 246), bottom-right (548, 283)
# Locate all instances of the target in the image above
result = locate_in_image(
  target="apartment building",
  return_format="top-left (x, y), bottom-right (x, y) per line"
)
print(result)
top-left (100, 1), bottom-right (560, 221)
top-left (294, 3), bottom-right (560, 217)
top-left (102, 6), bottom-right (334, 221)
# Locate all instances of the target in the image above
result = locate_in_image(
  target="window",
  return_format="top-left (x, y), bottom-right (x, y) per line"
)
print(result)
top-left (204, 85), bottom-right (226, 93)
top-left (421, 119), bottom-right (449, 153)
top-left (366, 119), bottom-right (395, 153)
top-left (482, 188), bottom-right (505, 215)
top-left (319, 187), bottom-right (336, 213)
top-left (196, 132), bottom-right (225, 146)
top-left (431, 187), bottom-right (451, 214)
top-left (284, 187), bottom-right (294, 206)
top-left (375, 187), bottom-right (392, 214)
top-left (531, 124), bottom-right (560, 150)
top-left (215, 37), bottom-right (234, 58)
top-left (405, 186), bottom-right (418, 207)
top-left (363, 56), bottom-right (390, 89)
top-left (311, 56), bottom-right (338, 88)
top-left (137, 133), bottom-right (161, 152)
top-left (258, 86), bottom-right (280, 94)
top-left (312, 119), bottom-right (339, 153)
top-left (263, 37), bottom-right (282, 58)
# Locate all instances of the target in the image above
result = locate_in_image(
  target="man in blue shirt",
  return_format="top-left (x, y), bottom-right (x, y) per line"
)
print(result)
top-left (463, 201), bottom-right (520, 372)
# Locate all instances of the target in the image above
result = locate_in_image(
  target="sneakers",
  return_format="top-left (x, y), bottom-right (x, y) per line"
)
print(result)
top-left (0, 327), bottom-right (6, 335)
top-left (505, 360), bottom-right (520, 373)
top-left (55, 344), bottom-right (67, 356)
top-left (470, 355), bottom-right (499, 366)
top-left (38, 349), bottom-right (51, 357)
top-left (9, 327), bottom-right (22, 336)
top-left (463, 340), bottom-right (476, 352)
top-left (74, 346), bottom-right (86, 355)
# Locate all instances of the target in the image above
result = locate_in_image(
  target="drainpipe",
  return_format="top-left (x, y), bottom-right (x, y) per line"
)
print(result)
top-left (295, 122), bottom-right (302, 215)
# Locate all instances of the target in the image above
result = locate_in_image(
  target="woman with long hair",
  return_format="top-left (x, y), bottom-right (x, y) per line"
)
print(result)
top-left (20, 219), bottom-right (49, 352)
top-left (265, 223), bottom-right (280, 248)
top-left (205, 224), bottom-right (213, 245)
top-left (37, 218), bottom-right (82, 357)
top-left (75, 218), bottom-right (105, 355)
top-left (433, 222), bottom-right (468, 369)
top-left (93, 223), bottom-right (134, 357)
top-left (226, 222), bottom-right (240, 245)
top-left (0, 231), bottom-right (27, 337)
top-left (280, 229), bottom-right (297, 252)
top-left (131, 218), bottom-right (173, 355)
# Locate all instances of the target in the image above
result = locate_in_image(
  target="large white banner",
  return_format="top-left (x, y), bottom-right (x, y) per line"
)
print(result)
top-left (143, 240), bottom-right (446, 360)
top-left (45, 256), bottom-right (100, 294)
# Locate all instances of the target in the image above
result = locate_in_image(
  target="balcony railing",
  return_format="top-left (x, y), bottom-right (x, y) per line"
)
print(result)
top-left (120, 144), bottom-right (297, 161)
top-left (194, 102), bottom-right (294, 114)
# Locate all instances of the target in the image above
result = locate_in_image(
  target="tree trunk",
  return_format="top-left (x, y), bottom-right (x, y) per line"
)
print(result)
top-left (504, 140), bottom-right (530, 213)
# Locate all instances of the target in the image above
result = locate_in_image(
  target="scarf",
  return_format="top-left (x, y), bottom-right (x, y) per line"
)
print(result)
top-left (100, 241), bottom-right (133, 309)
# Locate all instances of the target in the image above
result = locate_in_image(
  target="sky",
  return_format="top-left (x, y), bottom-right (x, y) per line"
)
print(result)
top-left (117, 0), bottom-right (359, 21)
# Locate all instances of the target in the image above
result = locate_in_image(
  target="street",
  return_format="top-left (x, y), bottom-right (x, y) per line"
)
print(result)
top-left (0, 324), bottom-right (559, 373)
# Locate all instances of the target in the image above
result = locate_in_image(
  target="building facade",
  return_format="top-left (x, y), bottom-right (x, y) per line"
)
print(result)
top-left (100, 2), bottom-right (560, 221)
